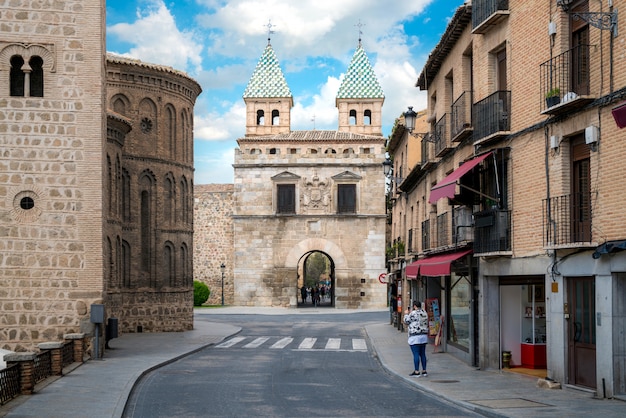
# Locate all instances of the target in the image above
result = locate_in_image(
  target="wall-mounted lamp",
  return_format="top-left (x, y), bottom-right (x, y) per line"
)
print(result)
top-left (404, 106), bottom-right (417, 132)
top-left (382, 157), bottom-right (404, 184)
top-left (557, 0), bottom-right (618, 37)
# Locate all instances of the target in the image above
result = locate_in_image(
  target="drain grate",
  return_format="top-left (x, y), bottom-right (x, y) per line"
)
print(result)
top-left (468, 398), bottom-right (550, 409)
top-left (430, 379), bottom-right (460, 383)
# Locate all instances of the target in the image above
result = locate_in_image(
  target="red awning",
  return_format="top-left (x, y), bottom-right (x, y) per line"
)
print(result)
top-left (405, 249), bottom-right (473, 278)
top-left (429, 152), bottom-right (493, 204)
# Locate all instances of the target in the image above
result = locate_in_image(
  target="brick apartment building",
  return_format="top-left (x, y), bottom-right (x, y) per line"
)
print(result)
top-left (387, 0), bottom-right (625, 398)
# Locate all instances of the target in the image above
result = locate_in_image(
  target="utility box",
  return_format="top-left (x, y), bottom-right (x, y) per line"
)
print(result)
top-left (106, 317), bottom-right (119, 340)
top-left (90, 304), bottom-right (105, 324)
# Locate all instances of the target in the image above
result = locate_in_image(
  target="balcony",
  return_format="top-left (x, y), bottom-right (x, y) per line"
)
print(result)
top-left (434, 114), bottom-right (453, 158)
top-left (472, 0), bottom-right (509, 34)
top-left (422, 219), bottom-right (431, 251)
top-left (436, 212), bottom-right (451, 248)
top-left (474, 209), bottom-right (511, 254)
top-left (451, 91), bottom-right (473, 142)
top-left (473, 90), bottom-right (510, 145)
top-left (543, 194), bottom-right (593, 248)
top-left (453, 206), bottom-right (474, 245)
top-left (421, 135), bottom-right (436, 171)
top-left (540, 45), bottom-right (595, 115)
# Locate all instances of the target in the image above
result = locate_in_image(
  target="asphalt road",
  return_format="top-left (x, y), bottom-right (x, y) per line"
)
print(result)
top-left (123, 312), bottom-right (477, 417)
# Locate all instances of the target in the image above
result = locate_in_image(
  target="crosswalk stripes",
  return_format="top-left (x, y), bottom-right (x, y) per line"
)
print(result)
top-left (215, 336), bottom-right (368, 352)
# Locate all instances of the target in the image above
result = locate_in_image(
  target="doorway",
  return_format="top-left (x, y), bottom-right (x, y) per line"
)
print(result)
top-left (297, 251), bottom-right (334, 308)
top-left (567, 276), bottom-right (596, 388)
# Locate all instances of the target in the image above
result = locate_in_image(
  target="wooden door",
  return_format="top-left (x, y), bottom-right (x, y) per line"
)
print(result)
top-left (567, 276), bottom-right (596, 388)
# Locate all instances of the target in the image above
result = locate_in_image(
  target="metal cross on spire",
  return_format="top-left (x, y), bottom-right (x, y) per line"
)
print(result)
top-left (265, 20), bottom-right (276, 45)
top-left (355, 20), bottom-right (365, 46)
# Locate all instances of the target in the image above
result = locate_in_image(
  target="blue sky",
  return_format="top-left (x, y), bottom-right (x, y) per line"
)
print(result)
top-left (105, 0), bottom-right (464, 184)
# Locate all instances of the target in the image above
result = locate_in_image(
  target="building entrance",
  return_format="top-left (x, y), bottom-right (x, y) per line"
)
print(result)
top-left (297, 251), bottom-right (335, 308)
top-left (567, 276), bottom-right (596, 388)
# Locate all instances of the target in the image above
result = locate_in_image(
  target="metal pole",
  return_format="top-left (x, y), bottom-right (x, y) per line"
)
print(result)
top-left (221, 270), bottom-right (224, 306)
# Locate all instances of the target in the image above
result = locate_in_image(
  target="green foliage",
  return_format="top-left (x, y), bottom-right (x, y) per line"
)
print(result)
top-left (545, 87), bottom-right (560, 98)
top-left (193, 280), bottom-right (210, 306)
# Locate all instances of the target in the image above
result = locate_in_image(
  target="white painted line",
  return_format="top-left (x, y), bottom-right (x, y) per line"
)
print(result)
top-left (325, 338), bottom-right (341, 350)
top-left (270, 337), bottom-right (294, 349)
top-left (216, 336), bottom-right (246, 348)
top-left (352, 339), bottom-right (367, 351)
top-left (243, 337), bottom-right (270, 348)
top-left (298, 337), bottom-right (317, 349)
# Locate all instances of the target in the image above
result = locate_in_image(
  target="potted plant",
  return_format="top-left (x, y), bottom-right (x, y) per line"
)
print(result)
top-left (545, 87), bottom-right (561, 108)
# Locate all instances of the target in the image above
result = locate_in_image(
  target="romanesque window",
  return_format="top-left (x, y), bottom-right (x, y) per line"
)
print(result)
top-left (113, 97), bottom-right (126, 115)
top-left (163, 242), bottom-right (175, 287)
top-left (10, 55), bottom-right (44, 97)
top-left (180, 243), bottom-right (189, 286)
top-left (107, 155), bottom-right (113, 215)
top-left (122, 240), bottom-right (131, 288)
top-left (106, 237), bottom-right (113, 288)
top-left (337, 184), bottom-right (356, 214)
top-left (349, 109), bottom-right (357, 125)
top-left (164, 176), bottom-right (174, 224)
top-left (139, 174), bottom-right (155, 278)
top-left (272, 109), bottom-right (280, 125)
top-left (324, 148), bottom-right (337, 154)
top-left (181, 109), bottom-right (190, 162)
top-left (343, 148), bottom-right (354, 154)
top-left (364, 109), bottom-right (372, 125)
top-left (257, 110), bottom-right (265, 125)
top-left (269, 148), bottom-right (277, 154)
top-left (122, 169), bottom-right (131, 222)
top-left (165, 105), bottom-right (176, 158)
top-left (180, 176), bottom-right (190, 224)
top-left (277, 184), bottom-right (296, 214)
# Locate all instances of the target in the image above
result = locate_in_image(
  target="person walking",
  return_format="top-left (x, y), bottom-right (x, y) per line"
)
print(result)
top-left (404, 300), bottom-right (429, 377)
top-left (300, 286), bottom-right (307, 304)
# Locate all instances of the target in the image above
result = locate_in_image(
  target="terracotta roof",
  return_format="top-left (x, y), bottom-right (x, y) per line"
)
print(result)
top-left (336, 44), bottom-right (384, 100)
top-left (243, 44), bottom-right (292, 98)
top-left (238, 130), bottom-right (385, 143)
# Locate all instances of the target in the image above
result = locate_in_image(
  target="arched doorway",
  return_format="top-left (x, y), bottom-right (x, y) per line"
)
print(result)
top-left (297, 250), bottom-right (335, 308)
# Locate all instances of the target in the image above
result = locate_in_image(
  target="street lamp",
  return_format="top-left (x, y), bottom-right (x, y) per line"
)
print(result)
top-left (220, 263), bottom-right (226, 306)
top-left (403, 106), bottom-right (417, 132)
top-left (557, 0), bottom-right (618, 37)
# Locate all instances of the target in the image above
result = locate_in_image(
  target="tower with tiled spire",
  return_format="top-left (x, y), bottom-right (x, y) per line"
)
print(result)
top-left (243, 39), bottom-right (293, 136)
top-left (336, 39), bottom-right (385, 136)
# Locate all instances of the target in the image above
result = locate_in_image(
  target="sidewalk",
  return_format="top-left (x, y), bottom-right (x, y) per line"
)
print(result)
top-left (1, 307), bottom-right (624, 417)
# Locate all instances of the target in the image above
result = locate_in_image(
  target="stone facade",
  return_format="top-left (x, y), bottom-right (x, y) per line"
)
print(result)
top-left (0, 1), bottom-right (201, 351)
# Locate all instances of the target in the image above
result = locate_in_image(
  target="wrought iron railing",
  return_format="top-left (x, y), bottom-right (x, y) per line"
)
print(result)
top-left (474, 209), bottom-right (511, 253)
top-left (436, 212), bottom-right (450, 248)
top-left (453, 206), bottom-right (474, 244)
top-left (472, 0), bottom-right (509, 29)
top-left (0, 364), bottom-right (20, 405)
top-left (473, 90), bottom-right (511, 142)
top-left (422, 219), bottom-right (431, 251)
top-left (33, 351), bottom-right (52, 384)
top-left (434, 114), bottom-right (449, 156)
top-left (421, 134), bottom-right (433, 166)
top-left (451, 91), bottom-right (472, 139)
top-left (543, 194), bottom-right (592, 245)
top-left (540, 44), bottom-right (591, 112)
top-left (62, 341), bottom-right (75, 367)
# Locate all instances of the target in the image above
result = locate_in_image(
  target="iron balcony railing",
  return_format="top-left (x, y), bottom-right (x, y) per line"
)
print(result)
top-left (33, 351), bottom-right (52, 384)
top-left (543, 194), bottom-right (592, 246)
top-left (540, 44), bottom-right (591, 112)
top-left (407, 228), bottom-right (414, 253)
top-left (473, 90), bottom-right (511, 143)
top-left (451, 91), bottom-right (472, 140)
top-left (434, 114), bottom-right (449, 156)
top-left (474, 209), bottom-right (511, 253)
top-left (0, 364), bottom-right (20, 405)
top-left (421, 134), bottom-right (433, 166)
top-left (422, 219), bottom-right (431, 251)
top-left (453, 206), bottom-right (474, 244)
top-left (472, 0), bottom-right (509, 30)
top-left (436, 212), bottom-right (450, 248)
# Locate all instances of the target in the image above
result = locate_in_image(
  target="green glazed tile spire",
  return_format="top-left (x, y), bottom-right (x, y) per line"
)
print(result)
top-left (243, 44), bottom-right (292, 98)
top-left (337, 44), bottom-right (384, 99)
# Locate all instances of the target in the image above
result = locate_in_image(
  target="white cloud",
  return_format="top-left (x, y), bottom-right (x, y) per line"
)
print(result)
top-left (107, 0), bottom-right (204, 75)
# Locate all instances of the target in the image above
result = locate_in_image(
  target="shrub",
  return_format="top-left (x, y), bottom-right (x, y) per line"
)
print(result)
top-left (193, 280), bottom-right (210, 306)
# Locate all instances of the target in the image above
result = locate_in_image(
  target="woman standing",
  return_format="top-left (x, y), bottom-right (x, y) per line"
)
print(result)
top-left (404, 300), bottom-right (429, 377)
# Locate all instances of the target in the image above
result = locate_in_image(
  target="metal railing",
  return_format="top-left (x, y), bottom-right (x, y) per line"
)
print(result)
top-left (422, 219), bottom-right (431, 251)
top-left (421, 134), bottom-right (433, 166)
top-left (33, 351), bottom-right (51, 384)
top-left (472, 0), bottom-right (509, 29)
top-left (543, 194), bottom-right (592, 245)
top-left (540, 44), bottom-right (591, 112)
top-left (434, 114), bottom-right (449, 156)
top-left (62, 341), bottom-right (74, 367)
top-left (473, 90), bottom-right (511, 142)
top-left (451, 91), bottom-right (472, 140)
top-left (436, 212), bottom-right (450, 248)
top-left (473, 209), bottom-right (511, 253)
top-left (0, 364), bottom-right (20, 405)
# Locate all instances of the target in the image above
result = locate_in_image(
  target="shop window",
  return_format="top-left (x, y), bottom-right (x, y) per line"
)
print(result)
top-left (447, 274), bottom-right (471, 350)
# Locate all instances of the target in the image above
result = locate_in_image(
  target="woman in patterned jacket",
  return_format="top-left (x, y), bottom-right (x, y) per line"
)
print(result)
top-left (404, 300), bottom-right (429, 377)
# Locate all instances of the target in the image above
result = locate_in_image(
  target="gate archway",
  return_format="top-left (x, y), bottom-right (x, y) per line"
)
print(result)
top-left (297, 251), bottom-right (335, 308)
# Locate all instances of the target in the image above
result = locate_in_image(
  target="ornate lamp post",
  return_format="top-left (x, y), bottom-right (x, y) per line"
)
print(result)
top-left (220, 263), bottom-right (226, 306)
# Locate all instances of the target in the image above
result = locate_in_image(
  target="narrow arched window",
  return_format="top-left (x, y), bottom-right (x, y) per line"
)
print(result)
top-left (257, 110), bottom-right (265, 125)
top-left (349, 109), bottom-right (357, 125)
top-left (272, 110), bottom-right (280, 125)
top-left (10, 55), bottom-right (25, 97)
top-left (364, 110), bottom-right (371, 125)
top-left (29, 56), bottom-right (44, 97)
